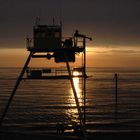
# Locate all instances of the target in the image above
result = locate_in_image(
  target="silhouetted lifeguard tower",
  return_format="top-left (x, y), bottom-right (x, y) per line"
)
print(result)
top-left (0, 20), bottom-right (92, 136)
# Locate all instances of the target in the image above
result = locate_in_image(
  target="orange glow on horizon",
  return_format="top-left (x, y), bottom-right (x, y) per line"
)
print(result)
top-left (0, 46), bottom-right (140, 68)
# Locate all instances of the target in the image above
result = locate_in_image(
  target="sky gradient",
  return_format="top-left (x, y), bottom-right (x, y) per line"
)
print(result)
top-left (0, 0), bottom-right (140, 67)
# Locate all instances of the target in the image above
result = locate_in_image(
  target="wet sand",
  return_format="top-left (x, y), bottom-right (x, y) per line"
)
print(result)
top-left (0, 132), bottom-right (140, 140)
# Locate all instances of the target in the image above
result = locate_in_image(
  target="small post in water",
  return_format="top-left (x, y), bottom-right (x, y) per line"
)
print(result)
top-left (114, 73), bottom-right (118, 116)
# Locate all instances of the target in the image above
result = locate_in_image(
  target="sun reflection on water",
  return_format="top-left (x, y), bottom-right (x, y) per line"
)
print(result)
top-left (65, 71), bottom-right (83, 123)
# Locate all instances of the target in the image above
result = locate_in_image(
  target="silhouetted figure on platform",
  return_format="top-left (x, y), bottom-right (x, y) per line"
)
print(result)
top-left (56, 123), bottom-right (65, 134)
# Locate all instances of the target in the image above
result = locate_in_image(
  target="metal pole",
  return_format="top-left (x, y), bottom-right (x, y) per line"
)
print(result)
top-left (83, 38), bottom-right (86, 125)
top-left (82, 52), bottom-right (84, 118)
top-left (114, 73), bottom-right (118, 115)
top-left (0, 52), bottom-right (33, 126)
top-left (115, 73), bottom-right (118, 105)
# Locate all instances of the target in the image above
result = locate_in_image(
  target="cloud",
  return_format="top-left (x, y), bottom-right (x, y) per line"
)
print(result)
top-left (110, 49), bottom-right (140, 54)
top-left (95, 49), bottom-right (140, 55)
top-left (0, 0), bottom-right (140, 48)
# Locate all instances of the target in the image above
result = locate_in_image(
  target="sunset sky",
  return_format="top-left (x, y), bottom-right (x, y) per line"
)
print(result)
top-left (0, 0), bottom-right (140, 68)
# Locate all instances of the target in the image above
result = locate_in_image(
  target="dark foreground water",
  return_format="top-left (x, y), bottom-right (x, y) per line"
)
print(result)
top-left (0, 67), bottom-right (140, 134)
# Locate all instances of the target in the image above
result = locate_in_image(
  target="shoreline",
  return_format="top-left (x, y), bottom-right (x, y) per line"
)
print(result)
top-left (0, 131), bottom-right (140, 140)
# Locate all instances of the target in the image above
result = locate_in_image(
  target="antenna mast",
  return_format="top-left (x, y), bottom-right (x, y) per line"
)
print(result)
top-left (59, 0), bottom-right (63, 26)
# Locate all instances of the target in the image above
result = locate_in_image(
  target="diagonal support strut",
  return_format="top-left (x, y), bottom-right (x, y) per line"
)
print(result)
top-left (0, 52), bottom-right (33, 126)
top-left (64, 51), bottom-right (87, 138)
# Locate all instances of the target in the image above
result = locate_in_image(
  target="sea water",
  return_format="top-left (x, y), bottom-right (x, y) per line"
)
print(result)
top-left (0, 67), bottom-right (140, 133)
